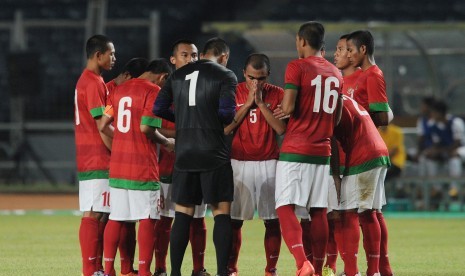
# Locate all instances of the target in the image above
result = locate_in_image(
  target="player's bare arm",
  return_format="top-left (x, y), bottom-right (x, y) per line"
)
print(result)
top-left (272, 104), bottom-right (289, 120)
top-left (254, 81), bottom-right (286, 135)
top-left (140, 125), bottom-right (175, 152)
top-left (370, 111), bottom-right (389, 127)
top-left (280, 88), bottom-right (298, 116)
top-left (97, 115), bottom-right (113, 150)
top-left (335, 93), bottom-right (344, 125)
top-left (330, 136), bottom-right (342, 204)
top-left (158, 127), bottom-right (176, 138)
top-left (224, 85), bottom-right (255, 135)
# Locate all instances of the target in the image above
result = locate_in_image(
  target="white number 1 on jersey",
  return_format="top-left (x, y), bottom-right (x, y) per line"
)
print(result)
top-left (185, 70), bottom-right (199, 106)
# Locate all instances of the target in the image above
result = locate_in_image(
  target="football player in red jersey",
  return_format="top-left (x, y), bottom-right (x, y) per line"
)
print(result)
top-left (74, 34), bottom-right (115, 276)
top-left (347, 30), bottom-right (394, 276)
top-left (273, 22), bottom-right (343, 276)
top-left (331, 95), bottom-right (391, 276)
top-left (100, 59), bottom-right (174, 276)
top-left (224, 53), bottom-right (285, 276)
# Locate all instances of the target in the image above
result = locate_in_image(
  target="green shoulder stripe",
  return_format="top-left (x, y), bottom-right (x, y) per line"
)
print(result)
top-left (109, 178), bottom-right (160, 191)
top-left (279, 153), bottom-right (330, 165)
top-left (141, 116), bottom-right (162, 128)
top-left (90, 106), bottom-right (104, 118)
top-left (284, 83), bottom-right (299, 90)
top-left (369, 102), bottom-right (390, 112)
top-left (344, 156), bottom-right (391, 176)
top-left (78, 170), bottom-right (109, 181)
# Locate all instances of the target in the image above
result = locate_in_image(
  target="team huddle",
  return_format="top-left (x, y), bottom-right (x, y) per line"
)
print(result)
top-left (74, 21), bottom-right (394, 276)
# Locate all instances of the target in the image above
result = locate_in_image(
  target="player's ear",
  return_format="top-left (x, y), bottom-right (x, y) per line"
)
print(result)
top-left (218, 53), bottom-right (229, 66)
top-left (169, 56), bottom-right (176, 65)
top-left (161, 73), bottom-right (169, 81)
top-left (94, 51), bottom-right (102, 60)
top-left (360, 45), bottom-right (367, 55)
top-left (299, 36), bottom-right (306, 48)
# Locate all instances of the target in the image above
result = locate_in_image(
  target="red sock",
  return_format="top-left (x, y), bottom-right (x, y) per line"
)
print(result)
top-left (310, 208), bottom-right (328, 275)
top-left (97, 219), bottom-right (107, 271)
top-left (119, 222), bottom-right (136, 274)
top-left (325, 218), bottom-right (338, 272)
top-left (154, 216), bottom-right (173, 272)
top-left (377, 212), bottom-right (393, 276)
top-left (276, 205), bottom-right (307, 269)
top-left (79, 217), bottom-right (99, 276)
top-left (333, 216), bottom-right (343, 258)
top-left (103, 220), bottom-right (122, 276)
top-left (359, 211), bottom-right (381, 276)
top-left (190, 217), bottom-right (207, 273)
top-left (228, 220), bottom-right (243, 273)
top-left (264, 219), bottom-right (281, 272)
top-left (138, 219), bottom-right (156, 276)
top-left (300, 219), bottom-right (313, 262)
top-left (342, 212), bottom-right (360, 276)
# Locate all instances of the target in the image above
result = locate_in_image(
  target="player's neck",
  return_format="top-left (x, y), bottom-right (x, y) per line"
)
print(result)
top-left (361, 56), bottom-right (376, 71)
top-left (302, 48), bottom-right (321, 58)
top-left (342, 66), bottom-right (359, 77)
top-left (86, 61), bottom-right (103, 75)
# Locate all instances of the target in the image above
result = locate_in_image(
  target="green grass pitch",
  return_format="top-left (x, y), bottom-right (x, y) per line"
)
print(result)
top-left (0, 213), bottom-right (464, 275)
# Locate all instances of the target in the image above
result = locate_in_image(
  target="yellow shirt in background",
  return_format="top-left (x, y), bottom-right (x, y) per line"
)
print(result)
top-left (379, 124), bottom-right (406, 169)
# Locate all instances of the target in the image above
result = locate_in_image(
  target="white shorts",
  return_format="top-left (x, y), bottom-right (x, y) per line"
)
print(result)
top-left (159, 182), bottom-right (207, 218)
top-left (295, 206), bottom-right (310, 220)
top-left (79, 178), bottom-right (111, 213)
top-left (275, 161), bottom-right (330, 212)
top-left (109, 187), bottom-right (160, 221)
top-left (339, 166), bottom-right (387, 212)
top-left (230, 159), bottom-right (278, 220)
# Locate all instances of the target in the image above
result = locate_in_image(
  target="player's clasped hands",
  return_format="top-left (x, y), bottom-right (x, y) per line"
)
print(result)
top-left (273, 104), bottom-right (290, 120)
top-left (163, 138), bottom-right (175, 152)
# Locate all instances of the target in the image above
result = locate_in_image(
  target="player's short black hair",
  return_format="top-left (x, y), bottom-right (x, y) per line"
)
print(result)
top-left (146, 58), bottom-right (173, 75)
top-left (298, 21), bottom-right (325, 51)
top-left (171, 39), bottom-right (196, 56)
top-left (347, 30), bottom-right (375, 56)
top-left (201, 37), bottom-right (229, 56)
top-left (339, 34), bottom-right (351, 40)
top-left (422, 96), bottom-right (436, 107)
top-left (85, 34), bottom-right (112, 59)
top-left (431, 99), bottom-right (448, 115)
top-left (243, 53), bottom-right (270, 74)
top-left (122, 58), bottom-right (149, 78)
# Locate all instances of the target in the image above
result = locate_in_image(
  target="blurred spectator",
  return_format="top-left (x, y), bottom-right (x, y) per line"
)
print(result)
top-left (419, 100), bottom-right (465, 177)
top-left (415, 96), bottom-right (436, 161)
top-left (379, 123), bottom-right (406, 181)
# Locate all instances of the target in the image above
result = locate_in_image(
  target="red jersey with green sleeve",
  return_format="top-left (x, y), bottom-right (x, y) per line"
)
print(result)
top-left (280, 56), bottom-right (343, 164)
top-left (105, 78), bottom-right (162, 191)
top-left (158, 119), bottom-right (175, 183)
top-left (352, 65), bottom-right (390, 112)
top-left (334, 95), bottom-right (390, 176)
top-left (342, 69), bottom-right (362, 98)
top-left (74, 69), bottom-right (110, 180)
top-left (231, 82), bottom-right (283, 161)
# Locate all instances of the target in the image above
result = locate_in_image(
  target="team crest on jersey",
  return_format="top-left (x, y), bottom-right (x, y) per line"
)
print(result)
top-left (266, 103), bottom-right (271, 107)
top-left (347, 84), bottom-right (357, 98)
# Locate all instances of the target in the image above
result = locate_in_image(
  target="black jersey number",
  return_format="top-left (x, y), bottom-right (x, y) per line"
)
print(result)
top-left (186, 70), bottom-right (199, 106)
